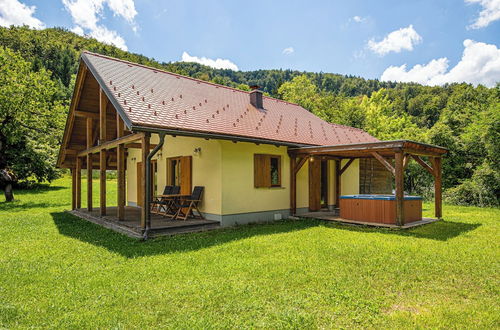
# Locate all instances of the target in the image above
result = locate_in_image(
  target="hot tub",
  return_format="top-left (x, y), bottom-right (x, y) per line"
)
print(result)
top-left (339, 194), bottom-right (422, 225)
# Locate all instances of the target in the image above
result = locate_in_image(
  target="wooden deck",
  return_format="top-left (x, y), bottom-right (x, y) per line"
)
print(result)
top-left (69, 206), bottom-right (220, 238)
top-left (297, 211), bottom-right (439, 229)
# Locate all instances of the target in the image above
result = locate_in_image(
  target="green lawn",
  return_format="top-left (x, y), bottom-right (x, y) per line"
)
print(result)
top-left (0, 177), bottom-right (499, 328)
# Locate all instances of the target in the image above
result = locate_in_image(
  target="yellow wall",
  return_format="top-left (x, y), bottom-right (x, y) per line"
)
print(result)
top-left (341, 159), bottom-right (360, 195)
top-left (125, 133), bottom-right (359, 216)
top-left (220, 141), bottom-right (294, 214)
top-left (126, 135), bottom-right (222, 215)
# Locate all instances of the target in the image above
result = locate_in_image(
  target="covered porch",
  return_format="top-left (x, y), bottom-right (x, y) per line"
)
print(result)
top-left (288, 140), bottom-right (447, 227)
top-left (63, 81), bottom-right (216, 238)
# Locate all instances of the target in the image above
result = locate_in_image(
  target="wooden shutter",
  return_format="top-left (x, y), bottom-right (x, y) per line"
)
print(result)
top-left (180, 156), bottom-right (192, 195)
top-left (254, 154), bottom-right (271, 188)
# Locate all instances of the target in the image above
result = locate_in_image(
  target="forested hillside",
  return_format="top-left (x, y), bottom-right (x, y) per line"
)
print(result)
top-left (0, 26), bottom-right (498, 206)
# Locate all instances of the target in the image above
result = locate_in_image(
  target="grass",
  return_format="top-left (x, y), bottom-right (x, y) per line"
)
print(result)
top-left (0, 177), bottom-right (499, 328)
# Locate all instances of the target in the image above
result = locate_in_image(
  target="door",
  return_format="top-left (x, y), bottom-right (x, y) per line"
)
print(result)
top-left (309, 158), bottom-right (321, 211)
top-left (166, 156), bottom-right (192, 195)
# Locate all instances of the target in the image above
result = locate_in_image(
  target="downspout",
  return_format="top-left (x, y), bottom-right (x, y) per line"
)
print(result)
top-left (143, 132), bottom-right (166, 240)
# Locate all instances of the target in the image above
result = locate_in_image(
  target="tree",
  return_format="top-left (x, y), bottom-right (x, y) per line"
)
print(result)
top-left (0, 46), bottom-right (65, 201)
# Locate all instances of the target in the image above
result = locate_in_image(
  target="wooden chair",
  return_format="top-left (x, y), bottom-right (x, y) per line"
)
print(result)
top-left (174, 186), bottom-right (204, 220)
top-left (161, 186), bottom-right (181, 218)
top-left (151, 186), bottom-right (173, 214)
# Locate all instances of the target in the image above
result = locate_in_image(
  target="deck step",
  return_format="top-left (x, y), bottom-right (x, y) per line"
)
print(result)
top-left (149, 222), bottom-right (221, 237)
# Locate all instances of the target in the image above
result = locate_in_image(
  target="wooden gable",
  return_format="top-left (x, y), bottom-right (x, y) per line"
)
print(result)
top-left (57, 60), bottom-right (132, 170)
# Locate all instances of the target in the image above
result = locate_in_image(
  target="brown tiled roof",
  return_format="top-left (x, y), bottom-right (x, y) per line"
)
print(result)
top-left (82, 51), bottom-right (378, 146)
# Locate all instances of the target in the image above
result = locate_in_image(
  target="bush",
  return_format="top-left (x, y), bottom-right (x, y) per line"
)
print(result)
top-left (445, 162), bottom-right (499, 207)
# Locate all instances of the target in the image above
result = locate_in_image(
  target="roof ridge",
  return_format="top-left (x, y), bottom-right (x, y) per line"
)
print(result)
top-left (81, 50), bottom-right (302, 107)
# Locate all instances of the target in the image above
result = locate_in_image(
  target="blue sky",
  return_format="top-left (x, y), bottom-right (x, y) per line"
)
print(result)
top-left (1, 0), bottom-right (499, 86)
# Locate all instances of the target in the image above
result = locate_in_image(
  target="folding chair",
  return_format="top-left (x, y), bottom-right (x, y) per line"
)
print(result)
top-left (150, 185), bottom-right (173, 214)
top-left (173, 186), bottom-right (204, 220)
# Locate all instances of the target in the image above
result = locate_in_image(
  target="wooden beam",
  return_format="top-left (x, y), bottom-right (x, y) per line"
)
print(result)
top-left (76, 157), bottom-right (82, 209)
top-left (117, 113), bottom-right (126, 221)
top-left (335, 159), bottom-right (341, 207)
top-left (403, 154), bottom-right (410, 170)
top-left (411, 155), bottom-right (434, 177)
top-left (371, 152), bottom-right (395, 176)
top-left (74, 110), bottom-right (98, 119)
top-left (395, 152), bottom-right (405, 226)
top-left (77, 133), bottom-right (144, 157)
top-left (71, 168), bottom-right (76, 210)
top-left (140, 133), bottom-right (150, 228)
top-left (99, 89), bottom-right (107, 143)
top-left (339, 158), bottom-right (355, 176)
top-left (290, 155), bottom-right (297, 215)
top-left (86, 117), bottom-right (93, 211)
top-left (434, 157), bottom-right (442, 219)
top-left (294, 156), bottom-right (308, 175)
top-left (75, 110), bottom-right (117, 120)
top-left (99, 88), bottom-right (107, 216)
top-left (125, 143), bottom-right (158, 149)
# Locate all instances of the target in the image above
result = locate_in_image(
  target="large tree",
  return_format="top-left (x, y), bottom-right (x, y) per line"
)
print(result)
top-left (0, 46), bottom-right (65, 201)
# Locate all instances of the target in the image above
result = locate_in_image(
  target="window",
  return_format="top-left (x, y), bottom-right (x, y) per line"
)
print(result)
top-left (254, 154), bottom-right (281, 188)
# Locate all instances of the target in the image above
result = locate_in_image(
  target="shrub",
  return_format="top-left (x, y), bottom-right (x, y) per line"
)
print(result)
top-left (445, 162), bottom-right (499, 207)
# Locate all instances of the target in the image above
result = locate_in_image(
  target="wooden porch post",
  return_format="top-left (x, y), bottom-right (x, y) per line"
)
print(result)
top-left (395, 151), bottom-right (405, 226)
top-left (434, 157), bottom-right (442, 219)
top-left (140, 133), bottom-right (150, 228)
top-left (86, 117), bottom-right (93, 211)
top-left (117, 114), bottom-right (126, 221)
top-left (71, 168), bottom-right (76, 210)
top-left (76, 157), bottom-right (82, 209)
top-left (99, 88), bottom-right (107, 216)
top-left (335, 159), bottom-right (341, 207)
top-left (290, 155), bottom-right (296, 215)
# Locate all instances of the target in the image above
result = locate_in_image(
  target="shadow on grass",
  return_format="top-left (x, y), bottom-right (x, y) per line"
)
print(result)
top-left (323, 219), bottom-right (481, 241)
top-left (0, 201), bottom-right (68, 212)
top-left (51, 211), bottom-right (321, 258)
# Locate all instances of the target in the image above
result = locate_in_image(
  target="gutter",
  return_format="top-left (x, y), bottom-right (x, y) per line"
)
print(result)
top-left (143, 132), bottom-right (166, 240)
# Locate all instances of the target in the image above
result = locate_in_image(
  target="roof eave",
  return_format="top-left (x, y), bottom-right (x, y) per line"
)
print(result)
top-left (130, 124), bottom-right (310, 148)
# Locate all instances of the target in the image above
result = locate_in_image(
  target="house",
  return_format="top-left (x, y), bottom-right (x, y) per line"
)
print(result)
top-left (57, 52), bottom-right (447, 237)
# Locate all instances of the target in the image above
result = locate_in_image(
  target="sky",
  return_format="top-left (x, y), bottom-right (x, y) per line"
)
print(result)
top-left (0, 0), bottom-right (499, 86)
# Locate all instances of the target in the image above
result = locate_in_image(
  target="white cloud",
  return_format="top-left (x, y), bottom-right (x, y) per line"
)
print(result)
top-left (380, 39), bottom-right (500, 87)
top-left (106, 0), bottom-right (137, 23)
top-left (181, 52), bottom-right (239, 71)
top-left (368, 25), bottom-right (422, 56)
top-left (352, 15), bottom-right (366, 23)
top-left (0, 0), bottom-right (44, 29)
top-left (466, 0), bottom-right (500, 29)
top-left (89, 25), bottom-right (128, 51)
top-left (71, 25), bottom-right (84, 35)
top-left (282, 47), bottom-right (294, 55)
top-left (62, 0), bottom-right (138, 51)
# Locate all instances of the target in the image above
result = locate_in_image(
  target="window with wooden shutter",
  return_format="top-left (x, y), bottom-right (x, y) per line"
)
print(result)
top-left (254, 154), bottom-right (281, 188)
